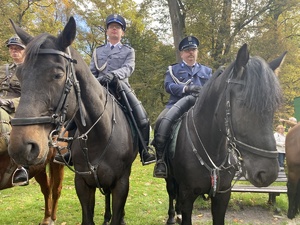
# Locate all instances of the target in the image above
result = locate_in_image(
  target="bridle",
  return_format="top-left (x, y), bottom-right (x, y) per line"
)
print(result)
top-left (224, 69), bottom-right (278, 159)
top-left (10, 47), bottom-right (115, 194)
top-left (186, 67), bottom-right (278, 196)
top-left (10, 48), bottom-right (86, 132)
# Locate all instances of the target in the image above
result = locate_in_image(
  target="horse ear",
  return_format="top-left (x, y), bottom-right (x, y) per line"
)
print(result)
top-left (9, 19), bottom-right (33, 45)
top-left (269, 51), bottom-right (287, 76)
top-left (233, 44), bottom-right (249, 79)
top-left (57, 16), bottom-right (76, 49)
top-left (235, 44), bottom-right (249, 70)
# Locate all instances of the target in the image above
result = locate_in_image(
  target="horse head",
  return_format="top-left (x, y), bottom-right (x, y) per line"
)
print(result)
top-left (8, 17), bottom-right (92, 166)
top-left (216, 44), bottom-right (286, 186)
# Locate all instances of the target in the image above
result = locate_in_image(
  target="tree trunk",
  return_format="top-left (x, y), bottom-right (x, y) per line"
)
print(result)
top-left (167, 0), bottom-right (186, 62)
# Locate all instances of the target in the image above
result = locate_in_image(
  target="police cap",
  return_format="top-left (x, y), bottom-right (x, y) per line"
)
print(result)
top-left (106, 14), bottom-right (126, 31)
top-left (6, 35), bottom-right (25, 49)
top-left (178, 36), bottom-right (199, 51)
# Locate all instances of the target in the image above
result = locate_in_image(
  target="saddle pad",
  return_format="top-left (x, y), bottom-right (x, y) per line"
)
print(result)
top-left (0, 108), bottom-right (11, 154)
top-left (167, 120), bottom-right (182, 159)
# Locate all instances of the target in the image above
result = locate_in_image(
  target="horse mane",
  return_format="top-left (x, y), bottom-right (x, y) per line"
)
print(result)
top-left (197, 56), bottom-right (282, 113)
top-left (24, 33), bottom-right (55, 69)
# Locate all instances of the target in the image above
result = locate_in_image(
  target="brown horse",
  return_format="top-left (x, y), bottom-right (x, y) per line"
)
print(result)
top-left (0, 146), bottom-right (64, 225)
top-left (285, 123), bottom-right (300, 219)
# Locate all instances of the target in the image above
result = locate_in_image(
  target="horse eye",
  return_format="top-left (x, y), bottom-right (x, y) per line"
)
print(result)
top-left (53, 73), bottom-right (64, 80)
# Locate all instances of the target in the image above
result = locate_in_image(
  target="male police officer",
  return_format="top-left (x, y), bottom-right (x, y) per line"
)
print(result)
top-left (153, 36), bottom-right (212, 178)
top-left (0, 36), bottom-right (28, 185)
top-left (55, 14), bottom-right (155, 165)
top-left (92, 14), bottom-right (155, 164)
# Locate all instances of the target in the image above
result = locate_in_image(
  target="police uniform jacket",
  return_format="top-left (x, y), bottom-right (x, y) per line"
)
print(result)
top-left (90, 43), bottom-right (135, 85)
top-left (0, 63), bottom-right (21, 113)
top-left (165, 61), bottom-right (212, 108)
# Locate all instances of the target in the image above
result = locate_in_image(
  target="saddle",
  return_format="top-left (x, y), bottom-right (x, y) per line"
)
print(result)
top-left (165, 119), bottom-right (182, 160)
top-left (0, 108), bottom-right (11, 154)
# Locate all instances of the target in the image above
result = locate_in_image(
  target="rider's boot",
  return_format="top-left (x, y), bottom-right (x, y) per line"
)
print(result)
top-left (120, 81), bottom-right (156, 165)
top-left (53, 151), bottom-right (73, 166)
top-left (153, 150), bottom-right (167, 178)
top-left (139, 127), bottom-right (156, 165)
top-left (12, 166), bottom-right (29, 186)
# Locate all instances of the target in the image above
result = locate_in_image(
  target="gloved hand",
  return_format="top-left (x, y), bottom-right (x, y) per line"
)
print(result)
top-left (0, 98), bottom-right (10, 106)
top-left (185, 85), bottom-right (201, 94)
top-left (100, 73), bottom-right (116, 84)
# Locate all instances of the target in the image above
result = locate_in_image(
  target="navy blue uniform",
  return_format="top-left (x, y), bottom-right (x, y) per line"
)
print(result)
top-left (165, 61), bottom-right (212, 108)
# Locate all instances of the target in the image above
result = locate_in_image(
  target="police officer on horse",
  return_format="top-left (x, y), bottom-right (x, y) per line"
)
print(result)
top-left (153, 36), bottom-right (212, 178)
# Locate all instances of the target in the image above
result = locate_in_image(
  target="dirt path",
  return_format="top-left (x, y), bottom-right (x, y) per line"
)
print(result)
top-left (190, 206), bottom-right (300, 225)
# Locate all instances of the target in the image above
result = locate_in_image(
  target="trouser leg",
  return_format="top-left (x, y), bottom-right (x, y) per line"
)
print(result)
top-left (153, 95), bottom-right (197, 177)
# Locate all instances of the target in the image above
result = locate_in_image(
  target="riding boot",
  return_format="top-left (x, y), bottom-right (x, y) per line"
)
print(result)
top-left (12, 166), bottom-right (29, 186)
top-left (139, 127), bottom-right (156, 165)
top-left (153, 95), bottom-right (198, 178)
top-left (53, 124), bottom-right (76, 166)
top-left (54, 151), bottom-right (73, 166)
top-left (119, 81), bottom-right (156, 165)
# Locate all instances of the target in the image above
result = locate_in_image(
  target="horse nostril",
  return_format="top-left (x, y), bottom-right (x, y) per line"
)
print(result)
top-left (25, 142), bottom-right (40, 162)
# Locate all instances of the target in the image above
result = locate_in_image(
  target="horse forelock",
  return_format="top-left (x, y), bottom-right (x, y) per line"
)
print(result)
top-left (24, 33), bottom-right (56, 69)
top-left (242, 56), bottom-right (282, 113)
top-left (195, 56), bottom-right (282, 115)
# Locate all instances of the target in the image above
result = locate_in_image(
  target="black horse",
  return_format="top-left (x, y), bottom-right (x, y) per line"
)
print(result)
top-left (163, 44), bottom-right (286, 225)
top-left (8, 17), bottom-right (138, 225)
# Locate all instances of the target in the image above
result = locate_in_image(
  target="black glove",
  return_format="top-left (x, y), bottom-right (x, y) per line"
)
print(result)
top-left (100, 73), bottom-right (116, 84)
top-left (185, 85), bottom-right (201, 94)
top-left (0, 98), bottom-right (10, 106)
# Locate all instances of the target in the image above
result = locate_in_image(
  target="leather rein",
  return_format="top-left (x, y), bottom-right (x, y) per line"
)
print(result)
top-left (10, 47), bottom-right (114, 194)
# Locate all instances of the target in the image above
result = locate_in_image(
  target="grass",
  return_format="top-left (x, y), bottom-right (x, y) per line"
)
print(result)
top-left (0, 158), bottom-right (292, 225)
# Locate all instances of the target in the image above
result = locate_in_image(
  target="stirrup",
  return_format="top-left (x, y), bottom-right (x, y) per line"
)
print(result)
top-left (153, 160), bottom-right (167, 178)
top-left (12, 167), bottom-right (29, 186)
top-left (53, 151), bottom-right (72, 166)
top-left (141, 147), bottom-right (156, 166)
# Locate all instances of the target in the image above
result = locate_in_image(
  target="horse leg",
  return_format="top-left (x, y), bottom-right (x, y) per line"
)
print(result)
top-left (110, 175), bottom-right (129, 225)
top-left (165, 177), bottom-right (177, 225)
top-left (34, 168), bottom-right (52, 225)
top-left (287, 179), bottom-right (300, 219)
top-left (102, 192), bottom-right (112, 225)
top-left (178, 189), bottom-right (197, 225)
top-left (48, 162), bottom-right (64, 223)
top-left (211, 192), bottom-right (231, 225)
top-left (75, 174), bottom-right (96, 225)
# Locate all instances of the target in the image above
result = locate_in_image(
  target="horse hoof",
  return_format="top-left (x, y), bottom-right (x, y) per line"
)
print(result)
top-left (39, 218), bottom-right (55, 225)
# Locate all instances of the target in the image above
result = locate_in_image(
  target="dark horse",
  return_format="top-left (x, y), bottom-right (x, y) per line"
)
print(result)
top-left (8, 17), bottom-right (138, 225)
top-left (0, 146), bottom-right (64, 225)
top-left (285, 123), bottom-right (300, 219)
top-left (163, 44), bottom-right (286, 225)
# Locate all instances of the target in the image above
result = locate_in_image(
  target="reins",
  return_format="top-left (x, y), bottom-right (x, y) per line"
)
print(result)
top-left (10, 47), bottom-right (116, 194)
top-left (186, 68), bottom-right (278, 196)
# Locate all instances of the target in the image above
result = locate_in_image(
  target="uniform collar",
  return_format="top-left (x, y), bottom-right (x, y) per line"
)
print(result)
top-left (108, 42), bottom-right (121, 49)
top-left (182, 60), bottom-right (197, 68)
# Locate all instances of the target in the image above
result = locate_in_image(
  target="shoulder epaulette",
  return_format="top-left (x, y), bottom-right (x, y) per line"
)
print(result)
top-left (123, 44), bottom-right (132, 49)
top-left (96, 44), bottom-right (106, 49)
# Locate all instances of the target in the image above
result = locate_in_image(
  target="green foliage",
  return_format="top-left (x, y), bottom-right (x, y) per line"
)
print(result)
top-left (1, 0), bottom-right (300, 124)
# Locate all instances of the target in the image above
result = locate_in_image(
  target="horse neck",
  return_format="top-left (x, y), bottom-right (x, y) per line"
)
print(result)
top-left (74, 63), bottom-right (113, 137)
